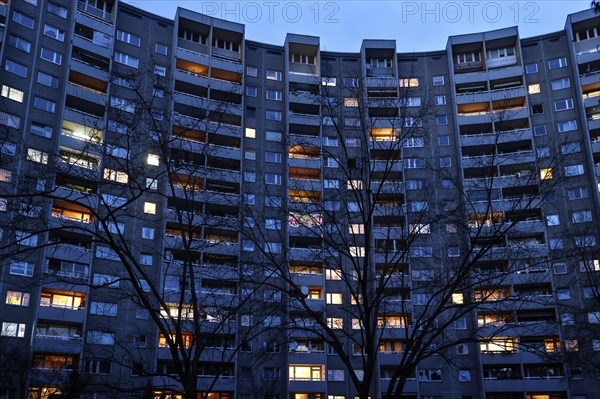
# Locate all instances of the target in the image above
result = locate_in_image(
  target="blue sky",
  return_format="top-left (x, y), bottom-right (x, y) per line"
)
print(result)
top-left (127, 1), bottom-right (592, 52)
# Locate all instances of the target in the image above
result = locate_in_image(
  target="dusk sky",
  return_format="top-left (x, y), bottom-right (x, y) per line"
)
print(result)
top-left (125, 1), bottom-right (592, 52)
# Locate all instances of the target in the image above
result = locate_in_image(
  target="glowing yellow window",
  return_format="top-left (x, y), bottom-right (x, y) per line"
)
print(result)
top-left (452, 293), bottom-right (464, 304)
top-left (528, 84), bottom-right (541, 94)
top-left (147, 154), bottom-right (160, 166)
top-left (144, 202), bottom-right (156, 214)
top-left (540, 168), bottom-right (553, 180)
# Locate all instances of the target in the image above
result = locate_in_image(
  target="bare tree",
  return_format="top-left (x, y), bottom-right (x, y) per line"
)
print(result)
top-left (240, 64), bottom-right (571, 398)
top-left (0, 60), bottom-right (274, 399)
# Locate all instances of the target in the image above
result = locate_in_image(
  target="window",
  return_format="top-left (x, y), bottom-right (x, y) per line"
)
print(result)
top-left (155, 43), bottom-right (168, 55)
top-left (435, 95), bottom-right (446, 105)
top-left (9, 261), bottom-right (34, 277)
top-left (1, 322), bottom-right (26, 338)
top-left (323, 136), bottom-right (339, 147)
top-left (557, 120), bottom-right (577, 132)
top-left (404, 158), bottom-right (425, 169)
top-left (537, 147), bottom-right (550, 158)
top-left (327, 318), bottom-right (343, 329)
top-left (0, 141), bottom-right (16, 157)
top-left (561, 313), bottom-right (575, 325)
top-left (111, 97), bottom-right (135, 113)
top-left (343, 77), bottom-right (359, 87)
top-left (567, 187), bottom-right (589, 200)
top-left (525, 63), bottom-right (538, 74)
top-left (44, 24), bottom-right (65, 41)
top-left (266, 70), bottom-right (282, 81)
top-left (243, 194), bottom-right (255, 205)
top-left (265, 152), bottom-right (282, 163)
top-left (265, 219), bottom-right (282, 230)
top-left (141, 227), bottom-right (155, 239)
top-left (40, 48), bottom-right (62, 65)
top-left (1, 85), bottom-right (24, 103)
top-left (436, 115), bottom-right (448, 125)
top-left (265, 173), bottom-right (281, 185)
top-left (531, 104), bottom-right (543, 114)
top-left (440, 157), bottom-right (451, 168)
top-left (399, 78), bottom-right (419, 87)
top-left (27, 149), bottom-right (49, 164)
top-left (557, 288), bottom-right (571, 300)
top-left (265, 110), bottom-right (282, 121)
top-left (140, 254), bottom-right (152, 266)
top-left (9, 35), bottom-right (32, 53)
top-left (84, 360), bottom-right (111, 375)
top-left (103, 168), bottom-right (128, 184)
top-left (418, 369), bottom-right (442, 382)
top-left (265, 196), bottom-right (281, 207)
top-left (533, 125), bottom-right (547, 136)
top-left (438, 136), bottom-right (450, 146)
top-left (147, 154), bottom-right (160, 166)
top-left (117, 30), bottom-right (141, 46)
top-left (244, 171), bottom-right (256, 182)
top-left (5, 291), bottom-right (30, 306)
top-left (432, 76), bottom-right (444, 86)
top-left (12, 11), bottom-right (34, 29)
top-left (328, 369), bottom-right (345, 381)
top-left (242, 241), bottom-right (254, 252)
top-left (90, 302), bottom-right (118, 317)
top-left (5, 60), bottom-right (28, 78)
top-left (33, 97), bottom-right (56, 113)
top-left (265, 90), bottom-right (282, 101)
top-left (246, 66), bottom-right (258, 77)
top-left (575, 235), bottom-right (597, 248)
top-left (554, 99), bottom-right (574, 111)
top-left (540, 168), bottom-right (553, 180)
top-left (564, 164), bottom-right (584, 177)
top-left (551, 78), bottom-right (570, 90)
top-left (114, 52), bottom-right (139, 68)
top-left (88, 331), bottom-right (115, 345)
top-left (528, 84), bottom-right (541, 94)
top-left (48, 2), bottom-right (68, 18)
top-left (266, 131), bottom-right (282, 142)
top-left (448, 246), bottom-right (460, 257)
top-left (344, 97), bottom-right (359, 107)
top-left (546, 215), bottom-right (560, 226)
top-left (321, 76), bottom-right (336, 86)
top-left (246, 86), bottom-right (257, 97)
top-left (154, 65), bottom-right (167, 76)
top-left (548, 57), bottom-right (567, 69)
top-left (580, 260), bottom-right (600, 272)
top-left (561, 142), bottom-right (581, 154)
top-left (458, 370), bottom-right (471, 382)
top-left (143, 202), bottom-right (156, 215)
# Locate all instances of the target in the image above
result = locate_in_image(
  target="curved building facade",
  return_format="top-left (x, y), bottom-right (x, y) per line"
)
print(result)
top-left (0, 1), bottom-right (599, 399)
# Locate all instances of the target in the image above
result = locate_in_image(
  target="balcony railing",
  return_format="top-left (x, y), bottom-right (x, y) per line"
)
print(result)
top-left (77, 1), bottom-right (112, 23)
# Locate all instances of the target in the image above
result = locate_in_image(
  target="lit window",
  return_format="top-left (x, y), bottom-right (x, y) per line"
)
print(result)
top-left (1, 322), bottom-right (26, 338)
top-left (245, 128), bottom-right (255, 138)
top-left (266, 70), bottom-right (282, 81)
top-left (452, 293), bottom-right (464, 304)
top-left (528, 84), bottom-right (541, 94)
top-left (399, 78), bottom-right (419, 87)
top-left (1, 85), bottom-right (24, 103)
top-left (144, 202), bottom-right (156, 214)
top-left (327, 318), bottom-right (343, 329)
top-left (147, 154), bottom-right (159, 166)
top-left (540, 168), bottom-right (553, 180)
top-left (27, 149), bottom-right (48, 164)
top-left (326, 293), bottom-right (343, 304)
top-left (5, 291), bottom-right (30, 306)
top-left (103, 168), bottom-right (129, 184)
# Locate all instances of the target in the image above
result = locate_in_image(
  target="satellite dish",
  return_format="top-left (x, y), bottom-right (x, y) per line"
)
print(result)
top-left (289, 341), bottom-right (299, 350)
top-left (300, 286), bottom-right (309, 298)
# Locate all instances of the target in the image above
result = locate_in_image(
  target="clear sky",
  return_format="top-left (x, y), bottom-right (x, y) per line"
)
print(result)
top-left (125, 1), bottom-right (592, 52)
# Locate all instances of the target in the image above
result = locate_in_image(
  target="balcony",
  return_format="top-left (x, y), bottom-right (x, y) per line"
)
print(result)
top-left (460, 128), bottom-right (532, 147)
top-left (288, 247), bottom-right (323, 261)
top-left (289, 112), bottom-right (320, 126)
